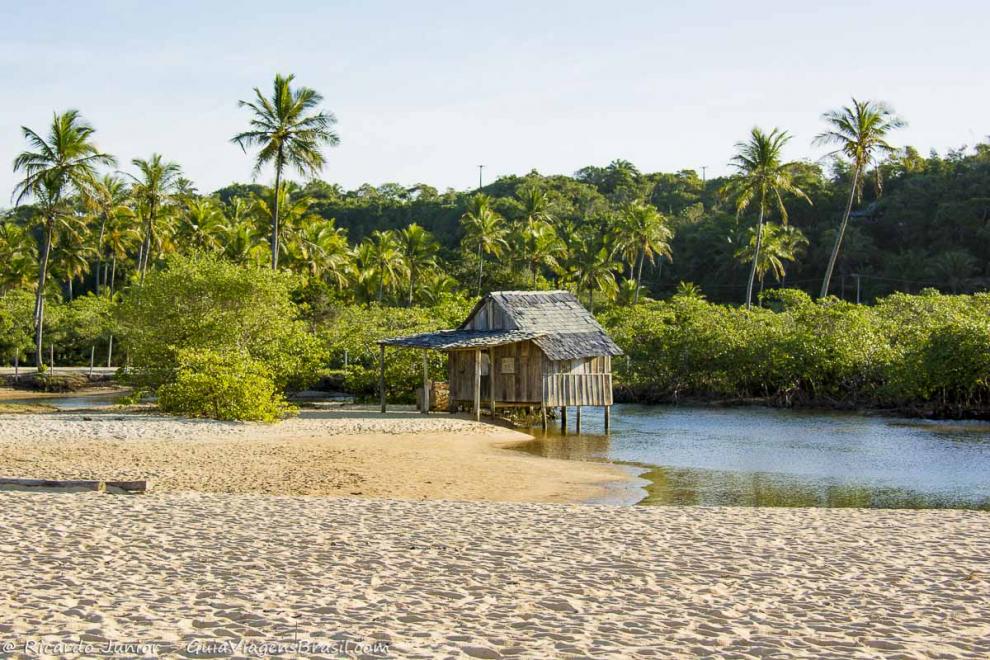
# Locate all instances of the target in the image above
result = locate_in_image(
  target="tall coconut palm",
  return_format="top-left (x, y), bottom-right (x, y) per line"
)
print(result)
top-left (398, 223), bottom-right (438, 305)
top-left (814, 98), bottom-right (904, 297)
top-left (86, 174), bottom-right (130, 294)
top-left (460, 194), bottom-right (508, 295)
top-left (723, 127), bottom-right (810, 309)
top-left (232, 73), bottom-right (340, 270)
top-left (615, 201), bottom-right (674, 303)
top-left (12, 110), bottom-right (115, 369)
top-left (128, 154), bottom-right (182, 282)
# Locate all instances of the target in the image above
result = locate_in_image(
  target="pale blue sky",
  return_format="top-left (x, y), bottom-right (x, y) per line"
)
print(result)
top-left (2, 0), bottom-right (987, 200)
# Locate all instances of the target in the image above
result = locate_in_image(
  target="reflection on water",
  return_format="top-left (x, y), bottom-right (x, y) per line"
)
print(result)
top-left (513, 405), bottom-right (990, 510)
top-left (2, 391), bottom-right (125, 410)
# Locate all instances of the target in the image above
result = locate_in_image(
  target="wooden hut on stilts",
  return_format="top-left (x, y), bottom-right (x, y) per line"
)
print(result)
top-left (377, 291), bottom-right (622, 432)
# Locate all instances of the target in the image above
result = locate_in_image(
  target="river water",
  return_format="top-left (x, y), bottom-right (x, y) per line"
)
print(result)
top-left (513, 404), bottom-right (990, 509)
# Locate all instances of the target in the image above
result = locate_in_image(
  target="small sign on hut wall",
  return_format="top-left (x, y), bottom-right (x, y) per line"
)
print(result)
top-left (501, 357), bottom-right (516, 374)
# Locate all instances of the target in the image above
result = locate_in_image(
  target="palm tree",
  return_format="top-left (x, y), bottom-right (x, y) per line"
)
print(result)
top-left (12, 110), bottom-right (115, 369)
top-left (178, 198), bottom-right (227, 253)
top-left (128, 154), bottom-right (182, 282)
top-left (460, 194), bottom-right (508, 295)
top-left (50, 229), bottom-right (94, 300)
top-left (249, 184), bottom-right (317, 266)
top-left (734, 223), bottom-right (809, 296)
top-left (723, 127), bottom-right (810, 309)
top-left (0, 222), bottom-right (37, 292)
top-left (568, 236), bottom-right (618, 313)
top-left (615, 201), bottom-right (673, 303)
top-left (293, 218), bottom-right (352, 288)
top-left (232, 73), bottom-right (340, 270)
top-left (675, 281), bottom-right (706, 300)
top-left (102, 213), bottom-right (140, 293)
top-left (398, 223), bottom-right (438, 305)
top-left (929, 249), bottom-right (977, 294)
top-left (358, 230), bottom-right (407, 302)
top-left (86, 174), bottom-right (130, 294)
top-left (520, 219), bottom-right (564, 287)
top-left (814, 98), bottom-right (904, 297)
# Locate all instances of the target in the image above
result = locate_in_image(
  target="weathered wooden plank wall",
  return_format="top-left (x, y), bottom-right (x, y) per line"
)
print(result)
top-left (543, 373), bottom-right (613, 407)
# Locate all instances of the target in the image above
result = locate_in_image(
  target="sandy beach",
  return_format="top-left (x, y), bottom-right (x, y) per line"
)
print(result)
top-left (0, 409), bottom-right (627, 503)
top-left (0, 492), bottom-right (986, 657)
top-left (1, 406), bottom-right (988, 657)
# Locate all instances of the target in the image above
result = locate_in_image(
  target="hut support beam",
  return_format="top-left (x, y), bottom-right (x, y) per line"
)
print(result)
top-left (604, 405), bottom-right (611, 433)
top-left (379, 344), bottom-right (387, 413)
top-left (421, 350), bottom-right (429, 414)
top-left (489, 348), bottom-right (496, 419)
top-left (560, 406), bottom-right (567, 433)
top-left (576, 406), bottom-right (582, 433)
top-left (473, 349), bottom-right (481, 422)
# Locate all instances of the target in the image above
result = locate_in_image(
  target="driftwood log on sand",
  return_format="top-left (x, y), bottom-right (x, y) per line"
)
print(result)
top-left (0, 477), bottom-right (146, 493)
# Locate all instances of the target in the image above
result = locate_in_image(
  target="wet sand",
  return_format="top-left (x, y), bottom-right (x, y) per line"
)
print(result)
top-left (0, 409), bottom-right (627, 503)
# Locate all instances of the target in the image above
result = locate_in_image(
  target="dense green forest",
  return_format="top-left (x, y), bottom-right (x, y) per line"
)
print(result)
top-left (2, 74), bottom-right (989, 419)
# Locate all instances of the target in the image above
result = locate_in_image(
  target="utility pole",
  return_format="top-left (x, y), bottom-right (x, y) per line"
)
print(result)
top-left (478, 165), bottom-right (485, 190)
top-left (700, 166), bottom-right (707, 186)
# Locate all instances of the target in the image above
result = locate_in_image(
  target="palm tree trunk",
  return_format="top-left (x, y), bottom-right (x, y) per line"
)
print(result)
top-left (271, 154), bottom-right (283, 270)
top-left (820, 166), bottom-right (860, 298)
top-left (94, 214), bottom-right (107, 294)
top-left (139, 204), bottom-right (154, 285)
top-left (634, 248), bottom-right (646, 304)
top-left (33, 222), bottom-right (53, 370)
top-left (744, 206), bottom-right (766, 310)
top-left (408, 266), bottom-right (415, 306)
top-left (377, 257), bottom-right (384, 303)
top-left (477, 242), bottom-right (484, 296)
top-left (68, 278), bottom-right (73, 301)
top-left (110, 256), bottom-right (117, 294)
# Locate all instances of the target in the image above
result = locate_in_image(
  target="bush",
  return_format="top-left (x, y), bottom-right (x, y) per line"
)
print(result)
top-left (117, 253), bottom-right (325, 392)
top-left (158, 349), bottom-right (294, 422)
top-left (601, 288), bottom-right (990, 414)
top-left (317, 295), bottom-right (474, 401)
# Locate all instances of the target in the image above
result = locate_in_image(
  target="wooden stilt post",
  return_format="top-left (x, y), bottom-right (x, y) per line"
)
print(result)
top-left (576, 406), bottom-right (582, 434)
top-left (473, 349), bottom-right (482, 422)
top-left (541, 405), bottom-right (548, 431)
top-left (604, 405), bottom-right (611, 433)
top-left (560, 406), bottom-right (567, 433)
top-left (89, 346), bottom-right (95, 377)
top-left (379, 344), bottom-right (387, 413)
top-left (489, 348), bottom-right (496, 419)
top-left (421, 350), bottom-right (430, 414)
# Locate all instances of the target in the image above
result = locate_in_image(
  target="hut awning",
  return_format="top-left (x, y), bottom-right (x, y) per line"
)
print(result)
top-left (378, 329), bottom-right (545, 351)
